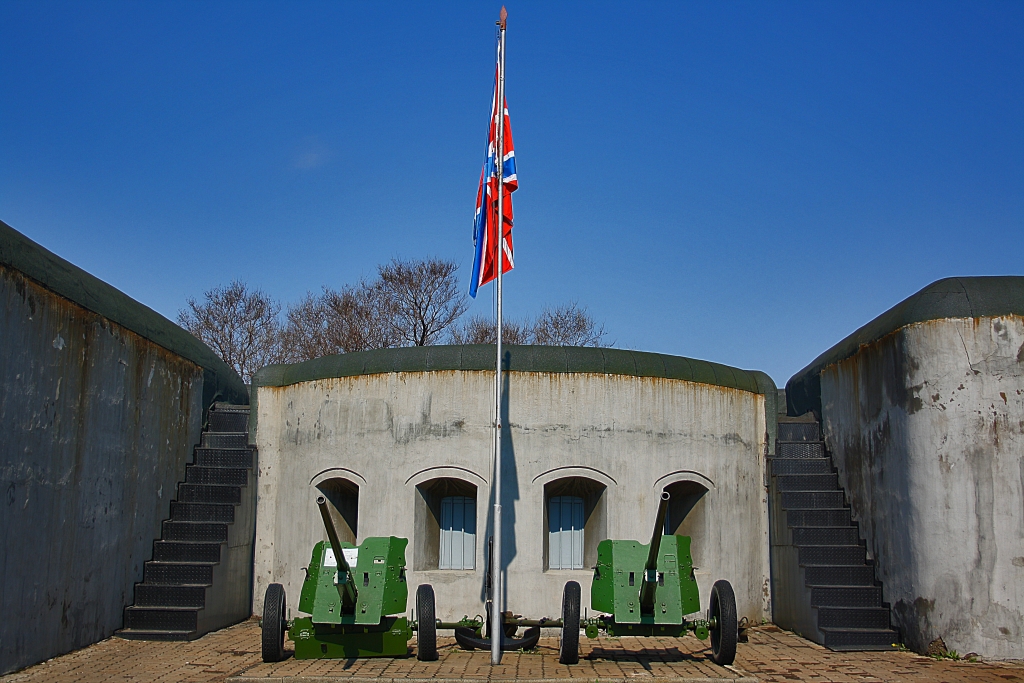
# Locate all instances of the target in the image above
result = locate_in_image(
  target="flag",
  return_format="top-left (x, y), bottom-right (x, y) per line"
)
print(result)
top-left (470, 66), bottom-right (517, 298)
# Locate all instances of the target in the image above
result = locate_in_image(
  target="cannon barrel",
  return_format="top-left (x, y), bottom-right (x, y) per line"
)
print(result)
top-left (317, 495), bottom-right (357, 607)
top-left (639, 491), bottom-right (671, 613)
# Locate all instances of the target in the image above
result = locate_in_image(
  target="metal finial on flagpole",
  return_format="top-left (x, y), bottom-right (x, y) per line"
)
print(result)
top-left (498, 6), bottom-right (507, 28)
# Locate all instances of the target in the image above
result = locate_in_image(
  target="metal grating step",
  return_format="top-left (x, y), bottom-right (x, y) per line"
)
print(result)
top-left (821, 628), bottom-right (899, 651)
top-left (208, 410), bottom-right (249, 432)
top-left (184, 465), bottom-right (247, 487)
top-left (161, 521), bottom-right (228, 544)
top-left (116, 628), bottom-right (196, 641)
top-left (805, 565), bottom-right (875, 586)
top-left (777, 423), bottom-right (820, 442)
top-left (785, 508), bottom-right (852, 527)
top-left (170, 501), bottom-right (235, 523)
top-left (791, 526), bottom-right (861, 546)
top-left (176, 483), bottom-right (241, 505)
top-left (776, 442), bottom-right (826, 459)
top-left (123, 606), bottom-right (198, 632)
top-left (193, 448), bottom-right (253, 469)
top-left (153, 541), bottom-right (221, 563)
top-left (817, 607), bottom-right (891, 630)
top-left (777, 473), bottom-right (839, 492)
top-left (772, 458), bottom-right (831, 475)
top-left (199, 432), bottom-right (248, 449)
top-left (811, 585), bottom-right (883, 608)
top-left (143, 561), bottom-right (215, 586)
top-left (782, 491), bottom-right (845, 508)
top-left (133, 584), bottom-right (207, 609)
top-left (799, 545), bottom-right (867, 566)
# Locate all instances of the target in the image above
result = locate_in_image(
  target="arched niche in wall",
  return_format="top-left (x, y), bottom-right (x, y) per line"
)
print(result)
top-left (406, 467), bottom-right (487, 572)
top-left (655, 470), bottom-right (714, 569)
top-left (533, 467), bottom-right (615, 572)
top-left (310, 469), bottom-right (364, 546)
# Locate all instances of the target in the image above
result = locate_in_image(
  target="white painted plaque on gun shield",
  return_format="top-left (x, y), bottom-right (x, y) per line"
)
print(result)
top-left (342, 547), bottom-right (359, 567)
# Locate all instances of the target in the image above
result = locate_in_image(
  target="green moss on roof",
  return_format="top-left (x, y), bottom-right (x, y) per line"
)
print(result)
top-left (1, 219), bottom-right (247, 408)
top-left (786, 276), bottom-right (1024, 417)
top-left (253, 344), bottom-right (776, 398)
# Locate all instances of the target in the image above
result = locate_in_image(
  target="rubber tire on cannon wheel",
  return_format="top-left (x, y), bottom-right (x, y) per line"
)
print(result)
top-left (709, 579), bottom-right (737, 666)
top-left (559, 581), bottom-right (581, 665)
top-left (416, 584), bottom-right (438, 661)
top-left (262, 583), bottom-right (287, 663)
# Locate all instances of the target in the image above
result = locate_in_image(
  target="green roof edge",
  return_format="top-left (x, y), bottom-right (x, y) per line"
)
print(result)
top-left (785, 275), bottom-right (1024, 417)
top-left (252, 344), bottom-right (773, 392)
top-left (1, 219), bottom-right (248, 410)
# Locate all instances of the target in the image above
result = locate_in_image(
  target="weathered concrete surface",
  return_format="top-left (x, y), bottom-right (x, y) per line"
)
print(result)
top-left (820, 316), bottom-right (1024, 659)
top-left (252, 366), bottom-right (773, 629)
top-left (0, 265), bottom-right (203, 673)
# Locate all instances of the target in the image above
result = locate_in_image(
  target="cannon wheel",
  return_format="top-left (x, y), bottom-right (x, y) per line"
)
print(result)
top-left (262, 583), bottom-right (287, 663)
top-left (709, 580), bottom-right (737, 666)
top-left (416, 584), bottom-right (438, 661)
top-left (559, 581), bottom-right (581, 664)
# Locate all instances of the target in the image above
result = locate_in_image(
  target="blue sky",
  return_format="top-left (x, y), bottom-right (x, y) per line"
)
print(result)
top-left (2, 1), bottom-right (1021, 384)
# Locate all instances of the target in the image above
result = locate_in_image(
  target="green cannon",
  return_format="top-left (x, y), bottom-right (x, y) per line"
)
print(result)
top-left (557, 491), bottom-right (738, 665)
top-left (260, 496), bottom-right (438, 662)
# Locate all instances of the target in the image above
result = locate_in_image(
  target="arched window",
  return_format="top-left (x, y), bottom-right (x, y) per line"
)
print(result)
top-left (548, 495), bottom-right (585, 570)
top-left (315, 477), bottom-right (359, 544)
top-left (414, 477), bottom-right (477, 570)
top-left (543, 477), bottom-right (606, 571)
top-left (439, 495), bottom-right (476, 570)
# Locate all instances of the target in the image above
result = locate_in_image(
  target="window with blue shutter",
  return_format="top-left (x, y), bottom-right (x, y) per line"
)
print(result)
top-left (439, 495), bottom-right (476, 570)
top-left (548, 495), bottom-right (585, 570)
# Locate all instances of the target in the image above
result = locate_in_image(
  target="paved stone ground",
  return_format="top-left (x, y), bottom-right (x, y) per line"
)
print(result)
top-left (3, 620), bottom-right (1023, 683)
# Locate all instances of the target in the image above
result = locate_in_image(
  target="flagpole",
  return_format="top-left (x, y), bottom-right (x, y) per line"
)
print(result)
top-left (490, 4), bottom-right (508, 668)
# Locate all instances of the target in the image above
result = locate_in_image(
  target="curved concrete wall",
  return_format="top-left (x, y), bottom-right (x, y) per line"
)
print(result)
top-left (819, 316), bottom-right (1024, 659)
top-left (0, 221), bottom-right (247, 674)
top-left (252, 349), bottom-right (775, 630)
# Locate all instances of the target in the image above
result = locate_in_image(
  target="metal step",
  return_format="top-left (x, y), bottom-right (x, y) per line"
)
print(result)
top-left (123, 606), bottom-right (198, 632)
top-left (785, 508), bottom-right (852, 527)
top-left (170, 501), bottom-right (235, 523)
top-left (199, 432), bottom-right (248, 449)
top-left (777, 423), bottom-right (820, 442)
top-left (161, 521), bottom-right (228, 543)
top-left (817, 607), bottom-right (891, 630)
top-left (799, 545), bottom-right (867, 566)
top-left (143, 561), bottom-right (215, 586)
top-left (782, 491), bottom-right (845, 508)
top-left (208, 410), bottom-right (249, 432)
top-left (777, 473), bottom-right (839, 492)
top-left (791, 526), bottom-right (861, 546)
top-left (116, 628), bottom-right (197, 641)
top-left (193, 448), bottom-right (253, 469)
top-left (811, 585), bottom-right (883, 608)
top-left (153, 541), bottom-right (222, 563)
top-left (133, 584), bottom-right (207, 608)
top-left (821, 628), bottom-right (899, 651)
top-left (772, 458), bottom-right (831, 475)
top-left (184, 465), bottom-right (247, 487)
top-left (804, 565), bottom-right (875, 586)
top-left (776, 442), bottom-right (825, 459)
top-left (176, 483), bottom-right (241, 505)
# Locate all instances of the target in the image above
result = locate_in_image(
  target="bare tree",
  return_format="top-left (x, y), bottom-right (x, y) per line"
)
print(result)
top-left (449, 314), bottom-right (532, 345)
top-left (377, 258), bottom-right (468, 346)
top-left (532, 301), bottom-right (608, 347)
top-left (281, 283), bottom-right (402, 362)
top-left (177, 280), bottom-right (283, 382)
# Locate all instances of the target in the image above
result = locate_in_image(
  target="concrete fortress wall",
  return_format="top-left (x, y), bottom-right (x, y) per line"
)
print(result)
top-left (0, 220), bottom-right (247, 675)
top-left (787, 277), bottom-right (1024, 659)
top-left (251, 345), bottom-right (776, 629)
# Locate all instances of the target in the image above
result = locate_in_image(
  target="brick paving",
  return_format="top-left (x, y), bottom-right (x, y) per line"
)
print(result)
top-left (2, 620), bottom-right (1023, 683)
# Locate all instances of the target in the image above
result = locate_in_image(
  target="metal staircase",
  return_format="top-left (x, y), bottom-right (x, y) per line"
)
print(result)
top-left (117, 404), bottom-right (256, 641)
top-left (769, 417), bottom-right (899, 650)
